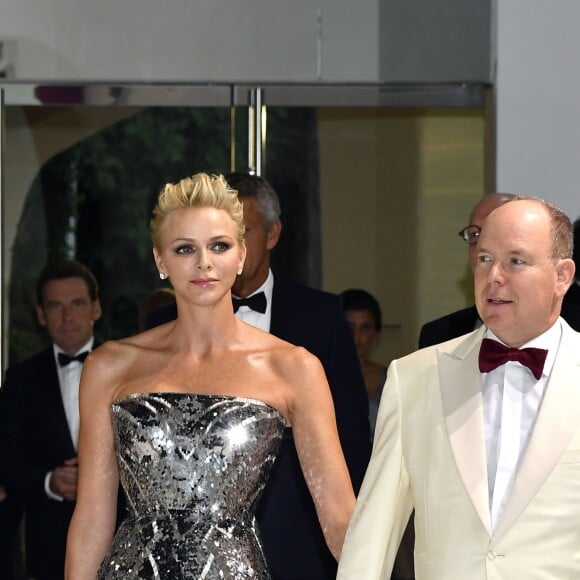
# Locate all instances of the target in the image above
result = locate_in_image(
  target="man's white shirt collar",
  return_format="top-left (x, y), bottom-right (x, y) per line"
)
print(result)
top-left (232, 269), bottom-right (274, 332)
top-left (53, 337), bottom-right (95, 364)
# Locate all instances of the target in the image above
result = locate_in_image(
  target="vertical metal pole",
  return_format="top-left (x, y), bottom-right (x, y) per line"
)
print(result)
top-left (248, 87), bottom-right (264, 176)
top-left (254, 87), bottom-right (262, 176)
top-left (230, 105), bottom-right (236, 173)
top-left (248, 88), bottom-right (255, 175)
top-left (260, 95), bottom-right (267, 176)
top-left (0, 88), bottom-right (5, 373)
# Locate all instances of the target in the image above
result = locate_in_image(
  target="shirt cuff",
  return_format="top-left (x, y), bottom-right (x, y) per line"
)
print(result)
top-left (44, 471), bottom-right (63, 501)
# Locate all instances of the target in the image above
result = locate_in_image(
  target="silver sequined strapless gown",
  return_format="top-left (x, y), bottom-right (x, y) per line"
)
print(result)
top-left (98, 392), bottom-right (285, 579)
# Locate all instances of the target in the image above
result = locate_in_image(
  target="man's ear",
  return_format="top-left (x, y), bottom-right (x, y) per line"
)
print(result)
top-left (266, 220), bottom-right (282, 251)
top-left (36, 306), bottom-right (47, 327)
top-left (557, 258), bottom-right (576, 295)
top-left (92, 299), bottom-right (103, 322)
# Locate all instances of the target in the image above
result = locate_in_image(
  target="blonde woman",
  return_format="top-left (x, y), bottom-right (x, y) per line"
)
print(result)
top-left (65, 173), bottom-right (355, 579)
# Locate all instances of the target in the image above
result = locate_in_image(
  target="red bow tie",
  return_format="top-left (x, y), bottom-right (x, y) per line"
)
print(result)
top-left (478, 338), bottom-right (548, 380)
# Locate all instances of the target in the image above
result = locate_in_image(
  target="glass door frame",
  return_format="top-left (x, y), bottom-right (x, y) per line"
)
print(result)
top-left (0, 81), bottom-right (489, 370)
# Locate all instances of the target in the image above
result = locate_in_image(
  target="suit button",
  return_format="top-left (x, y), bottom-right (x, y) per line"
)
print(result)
top-left (487, 550), bottom-right (498, 560)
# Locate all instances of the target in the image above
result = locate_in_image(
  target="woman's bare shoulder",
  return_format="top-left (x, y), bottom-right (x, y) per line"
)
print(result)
top-left (86, 325), bottom-right (172, 378)
top-left (99, 322), bottom-right (173, 351)
top-left (237, 322), bottom-right (323, 376)
top-left (267, 339), bottom-right (324, 379)
top-left (90, 334), bottom-right (144, 365)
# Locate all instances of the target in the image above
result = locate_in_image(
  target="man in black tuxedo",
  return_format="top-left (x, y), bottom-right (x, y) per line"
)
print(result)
top-left (419, 193), bottom-right (515, 348)
top-left (420, 194), bottom-right (580, 348)
top-left (0, 260), bottom-right (102, 580)
top-left (148, 172), bottom-right (371, 579)
top-left (563, 217), bottom-right (580, 307)
top-left (0, 484), bottom-right (22, 579)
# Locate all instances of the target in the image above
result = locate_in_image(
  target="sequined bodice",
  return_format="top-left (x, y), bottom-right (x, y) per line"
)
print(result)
top-left (98, 392), bottom-right (285, 579)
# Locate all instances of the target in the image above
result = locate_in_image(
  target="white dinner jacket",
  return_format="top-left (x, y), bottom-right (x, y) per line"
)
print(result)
top-left (337, 320), bottom-right (580, 580)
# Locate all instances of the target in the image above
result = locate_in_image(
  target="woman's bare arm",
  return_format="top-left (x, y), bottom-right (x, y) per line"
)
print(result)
top-left (284, 347), bottom-right (356, 560)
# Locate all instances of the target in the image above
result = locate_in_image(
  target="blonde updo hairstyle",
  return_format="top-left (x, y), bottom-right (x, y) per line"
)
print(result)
top-left (150, 173), bottom-right (245, 249)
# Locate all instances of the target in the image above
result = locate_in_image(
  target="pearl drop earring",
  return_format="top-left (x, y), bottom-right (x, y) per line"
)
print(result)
top-left (237, 267), bottom-right (243, 275)
top-left (159, 272), bottom-right (167, 280)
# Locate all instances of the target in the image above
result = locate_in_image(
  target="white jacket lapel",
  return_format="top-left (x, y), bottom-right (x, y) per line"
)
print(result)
top-left (494, 321), bottom-right (580, 538)
top-left (438, 327), bottom-right (492, 535)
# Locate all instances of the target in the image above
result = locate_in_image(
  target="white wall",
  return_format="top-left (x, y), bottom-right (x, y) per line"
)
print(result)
top-left (0, 0), bottom-right (379, 83)
top-left (1, 1), bottom-right (494, 85)
top-left (495, 0), bottom-right (580, 221)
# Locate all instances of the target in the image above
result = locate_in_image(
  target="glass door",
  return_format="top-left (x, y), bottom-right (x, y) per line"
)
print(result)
top-left (1, 83), bottom-right (491, 368)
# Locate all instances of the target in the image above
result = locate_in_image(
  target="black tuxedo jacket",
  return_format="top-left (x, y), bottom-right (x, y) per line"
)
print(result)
top-left (419, 302), bottom-right (580, 349)
top-left (564, 282), bottom-right (580, 307)
top-left (418, 306), bottom-right (481, 349)
top-left (0, 483), bottom-right (23, 579)
top-left (0, 344), bottom-right (109, 580)
top-left (147, 280), bottom-right (371, 579)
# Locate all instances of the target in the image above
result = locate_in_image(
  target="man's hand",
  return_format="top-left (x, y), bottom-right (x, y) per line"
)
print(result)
top-left (49, 456), bottom-right (78, 501)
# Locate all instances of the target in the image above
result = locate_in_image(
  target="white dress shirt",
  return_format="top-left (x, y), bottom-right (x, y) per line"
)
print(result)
top-left (233, 269), bottom-right (274, 332)
top-left (481, 319), bottom-right (561, 530)
top-left (44, 337), bottom-right (94, 500)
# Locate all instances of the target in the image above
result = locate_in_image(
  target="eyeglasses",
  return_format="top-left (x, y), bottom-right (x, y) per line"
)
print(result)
top-left (458, 225), bottom-right (481, 245)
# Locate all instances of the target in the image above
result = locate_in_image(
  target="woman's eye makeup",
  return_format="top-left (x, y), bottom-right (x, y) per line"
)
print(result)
top-left (171, 240), bottom-right (232, 254)
top-left (174, 244), bottom-right (195, 254)
top-left (211, 241), bottom-right (231, 252)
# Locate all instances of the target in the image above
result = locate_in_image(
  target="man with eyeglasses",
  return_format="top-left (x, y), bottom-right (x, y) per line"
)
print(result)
top-left (563, 217), bottom-right (580, 308)
top-left (419, 193), bottom-right (580, 348)
top-left (419, 194), bottom-right (515, 348)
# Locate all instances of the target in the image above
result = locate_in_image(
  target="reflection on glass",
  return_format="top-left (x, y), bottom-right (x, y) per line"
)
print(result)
top-left (8, 107), bottom-right (232, 362)
top-left (3, 103), bottom-right (485, 368)
top-left (5, 106), bottom-right (324, 364)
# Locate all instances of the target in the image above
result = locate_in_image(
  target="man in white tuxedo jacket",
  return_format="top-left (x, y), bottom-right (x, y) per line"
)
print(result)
top-left (337, 196), bottom-right (580, 579)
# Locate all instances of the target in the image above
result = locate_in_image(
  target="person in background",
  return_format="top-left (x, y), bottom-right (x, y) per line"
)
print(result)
top-left (420, 194), bottom-right (580, 348)
top-left (0, 482), bottom-right (23, 579)
top-left (338, 196), bottom-right (580, 579)
top-left (65, 173), bottom-right (355, 579)
top-left (148, 172), bottom-right (370, 579)
top-left (563, 216), bottom-right (580, 306)
top-left (418, 193), bottom-right (515, 348)
top-left (0, 260), bottom-right (103, 580)
top-left (340, 288), bottom-right (386, 438)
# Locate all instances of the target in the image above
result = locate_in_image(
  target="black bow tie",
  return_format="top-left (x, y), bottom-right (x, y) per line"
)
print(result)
top-left (232, 292), bottom-right (267, 314)
top-left (58, 351), bottom-right (90, 367)
top-left (478, 338), bottom-right (547, 380)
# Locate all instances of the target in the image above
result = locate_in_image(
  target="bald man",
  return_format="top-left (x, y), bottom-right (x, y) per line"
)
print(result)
top-left (338, 196), bottom-right (580, 579)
